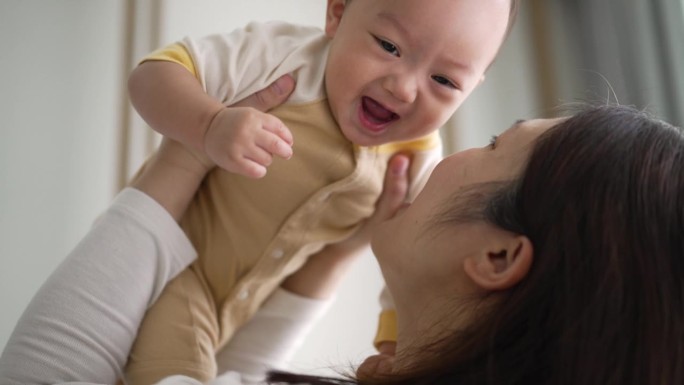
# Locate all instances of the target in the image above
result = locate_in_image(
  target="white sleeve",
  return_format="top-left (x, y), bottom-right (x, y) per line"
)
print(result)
top-left (181, 21), bottom-right (328, 105)
top-left (153, 372), bottom-right (243, 385)
top-left (0, 188), bottom-right (197, 385)
top-left (378, 286), bottom-right (395, 312)
top-left (213, 288), bottom-right (333, 385)
top-left (146, 289), bottom-right (333, 385)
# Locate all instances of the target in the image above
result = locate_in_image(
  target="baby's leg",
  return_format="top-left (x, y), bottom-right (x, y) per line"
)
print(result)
top-left (124, 265), bottom-right (220, 384)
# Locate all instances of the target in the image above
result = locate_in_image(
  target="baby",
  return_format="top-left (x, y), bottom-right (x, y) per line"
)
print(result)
top-left (124, 0), bottom-right (519, 383)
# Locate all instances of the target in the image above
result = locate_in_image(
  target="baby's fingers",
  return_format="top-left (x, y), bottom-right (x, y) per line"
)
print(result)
top-left (256, 133), bottom-right (293, 160)
top-left (373, 153), bottom-right (411, 222)
top-left (262, 115), bottom-right (294, 146)
top-left (236, 152), bottom-right (270, 179)
top-left (242, 141), bottom-right (297, 178)
top-left (258, 117), bottom-right (294, 159)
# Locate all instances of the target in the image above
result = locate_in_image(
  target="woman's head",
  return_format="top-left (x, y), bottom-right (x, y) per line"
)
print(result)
top-left (371, 105), bottom-right (684, 384)
top-left (371, 117), bottom-right (559, 323)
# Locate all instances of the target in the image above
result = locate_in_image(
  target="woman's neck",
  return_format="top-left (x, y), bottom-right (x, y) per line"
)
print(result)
top-left (392, 297), bottom-right (470, 369)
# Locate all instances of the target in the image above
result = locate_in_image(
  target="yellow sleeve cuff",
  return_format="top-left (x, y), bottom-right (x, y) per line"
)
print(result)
top-left (140, 43), bottom-right (198, 79)
top-left (373, 309), bottom-right (397, 349)
top-left (374, 130), bottom-right (441, 153)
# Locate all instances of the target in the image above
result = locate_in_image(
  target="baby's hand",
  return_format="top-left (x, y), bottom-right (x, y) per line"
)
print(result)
top-left (337, 153), bottom-right (411, 252)
top-left (204, 102), bottom-right (294, 178)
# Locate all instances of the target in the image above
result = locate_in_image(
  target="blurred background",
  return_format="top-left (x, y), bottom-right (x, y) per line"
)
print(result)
top-left (1, 0), bottom-right (683, 376)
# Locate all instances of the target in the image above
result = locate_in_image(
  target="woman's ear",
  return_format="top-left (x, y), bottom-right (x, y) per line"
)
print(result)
top-left (463, 235), bottom-right (533, 291)
top-left (325, 0), bottom-right (347, 37)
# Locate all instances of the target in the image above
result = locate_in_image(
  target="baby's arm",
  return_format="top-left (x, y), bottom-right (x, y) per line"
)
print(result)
top-left (128, 60), bottom-right (223, 152)
top-left (129, 71), bottom-right (297, 223)
top-left (128, 60), bottom-right (294, 179)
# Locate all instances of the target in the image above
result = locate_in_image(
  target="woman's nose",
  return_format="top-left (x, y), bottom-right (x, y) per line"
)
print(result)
top-left (382, 71), bottom-right (418, 104)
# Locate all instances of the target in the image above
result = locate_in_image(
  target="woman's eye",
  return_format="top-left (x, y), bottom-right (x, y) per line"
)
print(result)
top-left (489, 135), bottom-right (499, 149)
top-left (432, 75), bottom-right (457, 90)
top-left (375, 37), bottom-right (400, 57)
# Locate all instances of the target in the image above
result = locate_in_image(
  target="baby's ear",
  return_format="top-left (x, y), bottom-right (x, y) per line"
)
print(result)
top-left (463, 235), bottom-right (533, 290)
top-left (325, 0), bottom-right (347, 37)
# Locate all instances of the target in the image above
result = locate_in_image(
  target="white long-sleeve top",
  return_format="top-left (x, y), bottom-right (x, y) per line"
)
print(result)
top-left (0, 188), bottom-right (331, 385)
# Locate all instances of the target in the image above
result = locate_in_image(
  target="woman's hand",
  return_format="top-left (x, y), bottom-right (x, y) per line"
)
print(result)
top-left (280, 152), bottom-right (412, 299)
top-left (333, 153), bottom-right (412, 255)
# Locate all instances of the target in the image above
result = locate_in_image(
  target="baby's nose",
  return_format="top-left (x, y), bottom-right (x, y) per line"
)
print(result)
top-left (382, 71), bottom-right (417, 104)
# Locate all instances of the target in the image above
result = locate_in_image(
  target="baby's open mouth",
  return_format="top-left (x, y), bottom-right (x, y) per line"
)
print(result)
top-left (362, 97), bottom-right (399, 125)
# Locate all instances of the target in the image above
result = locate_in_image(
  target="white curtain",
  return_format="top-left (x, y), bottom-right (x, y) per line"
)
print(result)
top-left (552, 0), bottom-right (684, 126)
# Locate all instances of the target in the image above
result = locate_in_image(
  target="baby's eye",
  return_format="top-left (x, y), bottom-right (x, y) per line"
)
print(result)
top-left (374, 36), bottom-right (400, 57)
top-left (431, 75), bottom-right (458, 90)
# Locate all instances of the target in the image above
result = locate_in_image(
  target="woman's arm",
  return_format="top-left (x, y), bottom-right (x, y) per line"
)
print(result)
top-left (0, 188), bottom-right (197, 384)
top-left (0, 76), bottom-right (295, 385)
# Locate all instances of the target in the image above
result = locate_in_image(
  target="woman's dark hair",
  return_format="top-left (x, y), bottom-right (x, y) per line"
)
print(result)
top-left (269, 105), bottom-right (684, 385)
top-left (473, 105), bottom-right (684, 385)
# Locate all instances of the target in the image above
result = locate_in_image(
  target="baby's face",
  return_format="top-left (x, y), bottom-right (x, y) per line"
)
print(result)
top-left (324, 0), bottom-right (511, 146)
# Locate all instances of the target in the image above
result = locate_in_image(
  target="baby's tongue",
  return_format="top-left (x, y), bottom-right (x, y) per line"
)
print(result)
top-left (363, 97), bottom-right (394, 123)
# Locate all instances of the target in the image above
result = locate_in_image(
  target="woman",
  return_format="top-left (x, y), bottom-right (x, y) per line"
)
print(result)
top-left (329, 105), bottom-right (684, 384)
top-left (2, 98), bottom-right (684, 384)
top-left (268, 105), bottom-right (684, 384)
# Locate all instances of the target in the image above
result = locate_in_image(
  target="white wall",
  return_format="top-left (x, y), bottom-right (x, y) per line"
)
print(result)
top-left (0, 0), bottom-right (124, 352)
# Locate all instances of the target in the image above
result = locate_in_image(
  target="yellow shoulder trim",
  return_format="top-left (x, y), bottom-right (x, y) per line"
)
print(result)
top-left (373, 309), bottom-right (398, 349)
top-left (374, 130), bottom-right (441, 154)
top-left (140, 43), bottom-right (198, 79)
